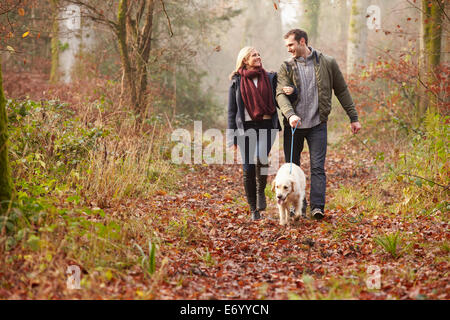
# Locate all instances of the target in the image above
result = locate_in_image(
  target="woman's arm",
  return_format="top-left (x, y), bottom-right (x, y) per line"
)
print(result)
top-left (227, 80), bottom-right (238, 147)
top-left (227, 80), bottom-right (238, 130)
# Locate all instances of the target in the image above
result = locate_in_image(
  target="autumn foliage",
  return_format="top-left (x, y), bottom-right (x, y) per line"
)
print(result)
top-left (0, 0), bottom-right (448, 301)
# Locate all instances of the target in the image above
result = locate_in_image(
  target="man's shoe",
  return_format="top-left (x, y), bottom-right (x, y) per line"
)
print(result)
top-left (252, 210), bottom-right (261, 221)
top-left (311, 208), bottom-right (325, 220)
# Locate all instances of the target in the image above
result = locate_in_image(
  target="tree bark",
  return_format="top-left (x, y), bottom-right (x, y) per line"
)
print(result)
top-left (347, 0), bottom-right (369, 75)
top-left (50, 0), bottom-right (60, 83)
top-left (117, 0), bottom-right (138, 112)
top-left (338, 0), bottom-right (349, 63)
top-left (416, 0), bottom-right (443, 117)
top-left (302, 0), bottom-right (321, 45)
top-left (0, 56), bottom-right (13, 211)
top-left (68, 0), bottom-right (162, 116)
top-left (136, 0), bottom-right (155, 111)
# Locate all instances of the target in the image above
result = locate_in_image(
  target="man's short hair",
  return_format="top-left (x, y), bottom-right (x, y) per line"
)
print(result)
top-left (284, 29), bottom-right (308, 45)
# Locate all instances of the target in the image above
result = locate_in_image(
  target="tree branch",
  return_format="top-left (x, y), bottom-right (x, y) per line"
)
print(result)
top-left (434, 0), bottom-right (450, 22)
top-left (0, 1), bottom-right (23, 16)
top-left (351, 135), bottom-right (447, 194)
top-left (65, 0), bottom-right (118, 30)
top-left (136, 0), bottom-right (146, 27)
top-left (160, 0), bottom-right (173, 37)
top-left (401, 172), bottom-right (449, 190)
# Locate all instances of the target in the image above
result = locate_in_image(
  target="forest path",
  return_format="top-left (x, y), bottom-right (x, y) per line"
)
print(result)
top-left (133, 138), bottom-right (447, 299)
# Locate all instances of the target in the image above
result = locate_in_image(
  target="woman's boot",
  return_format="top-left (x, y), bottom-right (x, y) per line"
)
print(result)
top-left (243, 168), bottom-right (260, 220)
top-left (256, 162), bottom-right (268, 212)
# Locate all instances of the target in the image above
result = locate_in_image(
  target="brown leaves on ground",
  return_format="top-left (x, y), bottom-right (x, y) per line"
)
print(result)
top-left (1, 140), bottom-right (448, 300)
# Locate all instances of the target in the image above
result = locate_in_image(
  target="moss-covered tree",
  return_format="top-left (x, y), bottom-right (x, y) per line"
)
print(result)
top-left (68, 0), bottom-right (157, 115)
top-left (416, 0), bottom-right (444, 117)
top-left (50, 0), bottom-right (60, 83)
top-left (0, 56), bottom-right (13, 212)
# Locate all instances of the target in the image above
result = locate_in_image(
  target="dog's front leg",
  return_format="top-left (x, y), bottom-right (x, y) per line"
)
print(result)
top-left (278, 205), bottom-right (288, 226)
top-left (293, 199), bottom-right (302, 220)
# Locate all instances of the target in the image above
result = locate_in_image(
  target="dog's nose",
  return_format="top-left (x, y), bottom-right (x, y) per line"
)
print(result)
top-left (277, 195), bottom-right (283, 199)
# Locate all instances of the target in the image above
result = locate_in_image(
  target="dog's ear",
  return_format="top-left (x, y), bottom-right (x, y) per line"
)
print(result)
top-left (271, 179), bottom-right (276, 192)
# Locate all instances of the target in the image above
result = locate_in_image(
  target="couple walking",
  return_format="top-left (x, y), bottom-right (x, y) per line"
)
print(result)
top-left (227, 28), bottom-right (362, 221)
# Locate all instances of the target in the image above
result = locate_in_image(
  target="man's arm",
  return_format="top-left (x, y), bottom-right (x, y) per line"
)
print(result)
top-left (331, 58), bottom-right (359, 123)
top-left (276, 63), bottom-right (297, 121)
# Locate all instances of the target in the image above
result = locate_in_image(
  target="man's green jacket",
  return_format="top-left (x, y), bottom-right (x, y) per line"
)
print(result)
top-left (276, 49), bottom-right (359, 128)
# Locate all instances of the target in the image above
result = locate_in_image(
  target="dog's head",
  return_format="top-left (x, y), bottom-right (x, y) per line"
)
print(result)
top-left (272, 177), bottom-right (295, 205)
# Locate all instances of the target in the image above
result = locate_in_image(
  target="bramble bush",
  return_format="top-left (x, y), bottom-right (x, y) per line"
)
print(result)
top-left (1, 96), bottom-right (184, 277)
top-left (347, 56), bottom-right (449, 220)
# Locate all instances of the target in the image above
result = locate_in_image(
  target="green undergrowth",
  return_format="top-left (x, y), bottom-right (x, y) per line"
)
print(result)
top-left (0, 98), bottom-right (186, 289)
top-left (6, 99), bottom-right (181, 204)
top-left (328, 107), bottom-right (448, 263)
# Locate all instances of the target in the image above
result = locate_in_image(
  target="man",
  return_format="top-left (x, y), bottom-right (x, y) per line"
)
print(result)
top-left (276, 29), bottom-right (361, 220)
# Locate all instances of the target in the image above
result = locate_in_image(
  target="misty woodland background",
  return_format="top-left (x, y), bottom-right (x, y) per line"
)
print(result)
top-left (0, 0), bottom-right (448, 299)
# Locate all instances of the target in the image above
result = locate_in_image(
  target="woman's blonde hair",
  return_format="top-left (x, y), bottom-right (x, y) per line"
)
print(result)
top-left (229, 46), bottom-right (256, 80)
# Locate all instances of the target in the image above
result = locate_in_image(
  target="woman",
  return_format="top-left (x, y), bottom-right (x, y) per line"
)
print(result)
top-left (227, 47), bottom-right (281, 220)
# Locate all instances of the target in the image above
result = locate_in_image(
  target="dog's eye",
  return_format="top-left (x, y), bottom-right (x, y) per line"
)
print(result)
top-left (284, 186), bottom-right (288, 189)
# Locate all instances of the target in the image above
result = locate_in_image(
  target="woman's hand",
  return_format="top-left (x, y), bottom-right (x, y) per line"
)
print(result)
top-left (283, 86), bottom-right (294, 95)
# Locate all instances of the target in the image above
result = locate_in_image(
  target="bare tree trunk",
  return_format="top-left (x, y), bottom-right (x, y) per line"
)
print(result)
top-left (441, 1), bottom-right (449, 66)
top-left (416, 0), bottom-right (443, 117)
top-left (117, 0), bottom-right (138, 112)
top-left (440, 1), bottom-right (449, 107)
top-left (338, 0), bottom-right (349, 65)
top-left (50, 0), bottom-right (60, 83)
top-left (0, 56), bottom-right (13, 211)
top-left (67, 0), bottom-right (162, 116)
top-left (347, 0), bottom-right (369, 75)
top-left (136, 0), bottom-right (155, 110)
top-left (302, 0), bottom-right (321, 45)
top-left (172, 64), bottom-right (176, 119)
top-left (239, 0), bottom-right (283, 69)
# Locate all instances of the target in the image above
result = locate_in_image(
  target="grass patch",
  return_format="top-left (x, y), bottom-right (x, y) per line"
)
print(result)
top-left (1, 98), bottom-right (185, 297)
top-left (373, 231), bottom-right (411, 259)
top-left (288, 274), bottom-right (360, 300)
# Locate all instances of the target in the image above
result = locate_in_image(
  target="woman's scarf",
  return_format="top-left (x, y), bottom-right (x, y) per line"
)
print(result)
top-left (238, 66), bottom-right (276, 121)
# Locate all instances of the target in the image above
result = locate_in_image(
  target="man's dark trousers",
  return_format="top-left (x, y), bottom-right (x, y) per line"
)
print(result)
top-left (283, 121), bottom-right (327, 211)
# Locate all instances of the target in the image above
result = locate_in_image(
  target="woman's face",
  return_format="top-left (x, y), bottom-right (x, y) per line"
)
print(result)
top-left (245, 50), bottom-right (262, 69)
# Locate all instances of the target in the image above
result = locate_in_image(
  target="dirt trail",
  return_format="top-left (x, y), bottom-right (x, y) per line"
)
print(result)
top-left (138, 142), bottom-right (448, 299)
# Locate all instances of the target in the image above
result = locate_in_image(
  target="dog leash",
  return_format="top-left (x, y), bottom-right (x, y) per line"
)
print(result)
top-left (289, 120), bottom-right (300, 174)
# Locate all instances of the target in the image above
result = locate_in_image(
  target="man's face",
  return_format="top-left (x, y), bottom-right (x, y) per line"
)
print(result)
top-left (284, 35), bottom-right (305, 58)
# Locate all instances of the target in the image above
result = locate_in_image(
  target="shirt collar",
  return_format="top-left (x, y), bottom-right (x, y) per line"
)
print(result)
top-left (295, 47), bottom-right (315, 63)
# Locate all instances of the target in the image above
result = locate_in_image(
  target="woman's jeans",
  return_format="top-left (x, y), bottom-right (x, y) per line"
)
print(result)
top-left (237, 120), bottom-right (277, 173)
top-left (283, 121), bottom-right (327, 210)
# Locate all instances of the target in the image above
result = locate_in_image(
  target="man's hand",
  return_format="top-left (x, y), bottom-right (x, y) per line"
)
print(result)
top-left (289, 115), bottom-right (301, 128)
top-left (351, 121), bottom-right (361, 134)
top-left (282, 86), bottom-right (294, 95)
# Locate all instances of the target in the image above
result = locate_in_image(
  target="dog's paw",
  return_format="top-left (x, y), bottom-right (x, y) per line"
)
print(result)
top-left (289, 207), bottom-right (295, 217)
